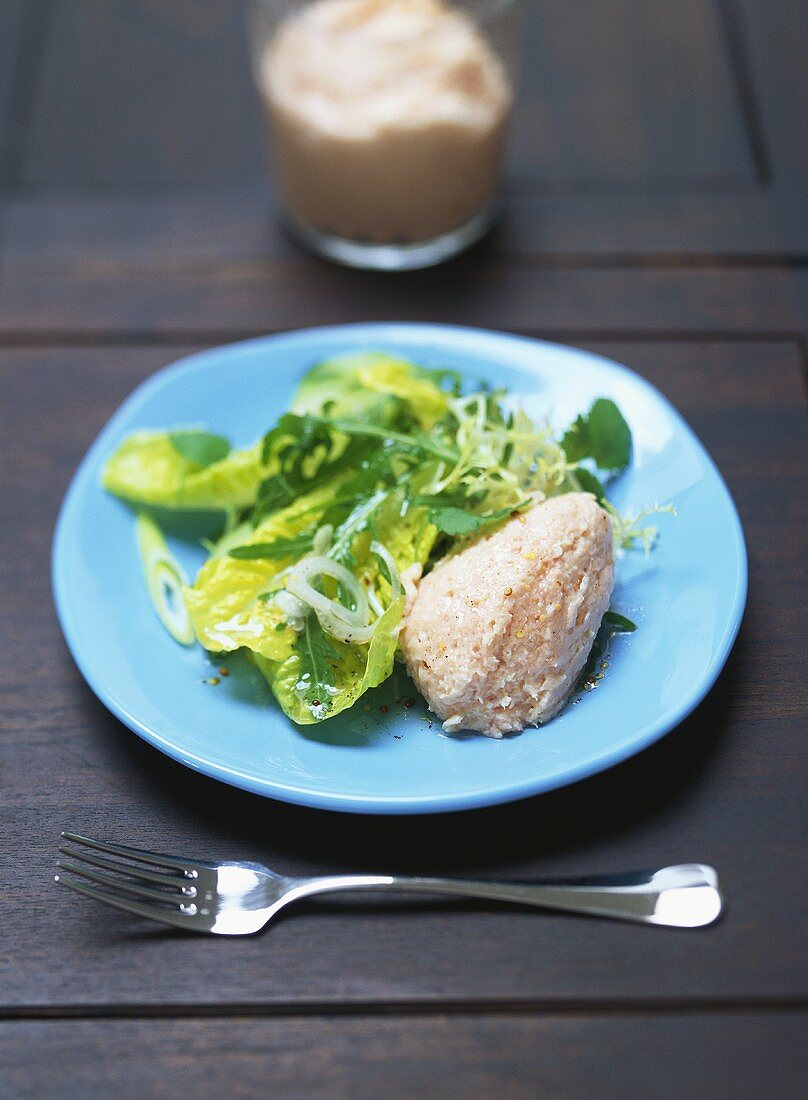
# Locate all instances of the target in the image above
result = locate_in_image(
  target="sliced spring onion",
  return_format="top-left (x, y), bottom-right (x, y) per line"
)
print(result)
top-left (313, 523), bottom-right (334, 555)
top-left (274, 588), bottom-right (307, 632)
top-left (286, 554), bottom-right (375, 644)
top-left (364, 540), bottom-right (403, 617)
top-left (369, 540), bottom-right (402, 601)
top-left (135, 513), bottom-right (195, 645)
top-left (313, 608), bottom-right (376, 645)
top-left (287, 555), bottom-right (370, 628)
top-left (366, 586), bottom-right (385, 619)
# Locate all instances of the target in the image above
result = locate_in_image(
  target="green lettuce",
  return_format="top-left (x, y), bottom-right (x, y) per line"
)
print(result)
top-left (292, 351), bottom-right (450, 428)
top-left (185, 479), bottom-right (344, 658)
top-left (186, 476), bottom-right (433, 723)
top-left (252, 598), bottom-right (404, 725)
top-left (103, 431), bottom-right (265, 511)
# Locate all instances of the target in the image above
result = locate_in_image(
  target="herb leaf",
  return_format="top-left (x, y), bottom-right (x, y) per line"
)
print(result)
top-left (169, 430), bottom-right (231, 468)
top-left (418, 500), bottom-right (524, 537)
top-left (324, 417), bottom-right (458, 463)
top-left (254, 414), bottom-right (375, 525)
top-left (293, 615), bottom-right (339, 718)
top-left (573, 466), bottom-right (607, 502)
top-left (603, 610), bottom-right (637, 633)
top-left (561, 399), bottom-right (631, 472)
top-left (428, 506), bottom-right (484, 536)
top-left (228, 533), bottom-right (315, 560)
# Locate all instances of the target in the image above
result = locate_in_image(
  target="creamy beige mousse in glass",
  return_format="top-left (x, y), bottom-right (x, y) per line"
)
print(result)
top-left (248, 0), bottom-right (521, 269)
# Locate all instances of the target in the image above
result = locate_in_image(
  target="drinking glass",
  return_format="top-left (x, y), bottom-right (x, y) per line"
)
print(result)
top-left (247, 0), bottom-right (523, 270)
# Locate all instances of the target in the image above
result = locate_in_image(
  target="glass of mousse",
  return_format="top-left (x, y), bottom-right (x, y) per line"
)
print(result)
top-left (248, 0), bottom-right (522, 270)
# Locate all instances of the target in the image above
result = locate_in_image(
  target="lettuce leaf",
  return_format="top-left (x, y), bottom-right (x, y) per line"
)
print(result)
top-left (368, 490), bottom-right (438, 574)
top-left (252, 598), bottom-right (404, 724)
top-left (168, 430), bottom-right (230, 468)
top-left (185, 479), bottom-right (343, 658)
top-left (292, 352), bottom-right (393, 418)
top-left (186, 475), bottom-right (434, 724)
top-left (292, 351), bottom-right (450, 429)
top-left (103, 431), bottom-right (265, 511)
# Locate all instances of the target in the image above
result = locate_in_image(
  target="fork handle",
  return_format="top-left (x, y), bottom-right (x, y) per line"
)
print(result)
top-left (289, 864), bottom-right (721, 928)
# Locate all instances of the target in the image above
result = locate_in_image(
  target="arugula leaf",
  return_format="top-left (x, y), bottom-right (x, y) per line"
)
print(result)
top-left (292, 615), bottom-right (340, 719)
top-left (322, 417), bottom-right (458, 463)
top-left (254, 414), bottom-right (372, 525)
top-left (261, 413), bottom-right (331, 468)
top-left (572, 466), bottom-right (607, 502)
top-left (253, 473), bottom-right (300, 522)
top-left (603, 610), bottom-right (637, 633)
top-left (228, 533), bottom-right (315, 560)
top-left (169, 430), bottom-right (231, 468)
top-left (561, 399), bottom-right (632, 471)
top-left (255, 597), bottom-right (405, 725)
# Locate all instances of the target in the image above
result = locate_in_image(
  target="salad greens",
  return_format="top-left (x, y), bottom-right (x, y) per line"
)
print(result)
top-left (103, 431), bottom-right (265, 511)
top-left (168, 430), bottom-right (232, 468)
top-left (103, 351), bottom-right (663, 725)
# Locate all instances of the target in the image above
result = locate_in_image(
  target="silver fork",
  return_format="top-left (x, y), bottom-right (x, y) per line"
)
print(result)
top-left (54, 832), bottom-right (723, 934)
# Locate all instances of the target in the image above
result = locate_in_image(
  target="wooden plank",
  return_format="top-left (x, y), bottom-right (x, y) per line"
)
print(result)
top-left (0, 262), bottom-right (799, 336)
top-left (728, 0), bottom-right (808, 271)
top-left (16, 0), bottom-right (753, 192)
top-left (0, 1), bottom-right (37, 190)
top-left (2, 1013), bottom-right (807, 1099)
top-left (5, 189), bottom-right (808, 263)
top-left (3, 193), bottom-right (292, 263)
top-left (733, 0), bottom-right (808, 182)
top-left (0, 341), bottom-right (805, 1009)
top-left (511, 0), bottom-right (753, 184)
top-left (17, 0), bottom-right (265, 192)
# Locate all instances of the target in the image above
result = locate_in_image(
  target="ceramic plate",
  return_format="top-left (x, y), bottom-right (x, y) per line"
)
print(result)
top-left (52, 324), bottom-right (747, 814)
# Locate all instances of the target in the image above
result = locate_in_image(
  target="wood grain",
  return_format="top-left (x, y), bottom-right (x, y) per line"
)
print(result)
top-left (3, 1013), bottom-right (807, 1099)
top-left (2, 342), bottom-right (805, 1009)
top-left (5, 189), bottom-right (808, 264)
top-left (733, 0), bottom-right (808, 182)
top-left (14, 0), bottom-right (753, 193)
top-left (0, 261), bottom-right (799, 337)
top-left (15, 0), bottom-right (265, 192)
top-left (0, 0), bottom-right (806, 1089)
top-left (0, 1), bottom-right (31, 190)
top-left (512, 0), bottom-right (753, 185)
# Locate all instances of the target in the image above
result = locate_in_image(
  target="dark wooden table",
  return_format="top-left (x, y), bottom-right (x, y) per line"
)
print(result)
top-left (1, 2), bottom-right (806, 1096)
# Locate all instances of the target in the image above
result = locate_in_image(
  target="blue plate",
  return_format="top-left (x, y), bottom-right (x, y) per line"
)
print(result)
top-left (52, 325), bottom-right (747, 814)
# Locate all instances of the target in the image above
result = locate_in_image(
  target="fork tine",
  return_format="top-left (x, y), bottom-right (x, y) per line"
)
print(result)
top-left (58, 844), bottom-right (188, 888)
top-left (57, 859), bottom-right (196, 906)
top-left (61, 831), bottom-right (198, 874)
top-left (55, 874), bottom-right (201, 932)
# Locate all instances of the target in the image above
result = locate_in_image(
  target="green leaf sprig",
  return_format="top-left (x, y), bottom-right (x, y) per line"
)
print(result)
top-left (169, 430), bottom-right (231, 468)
